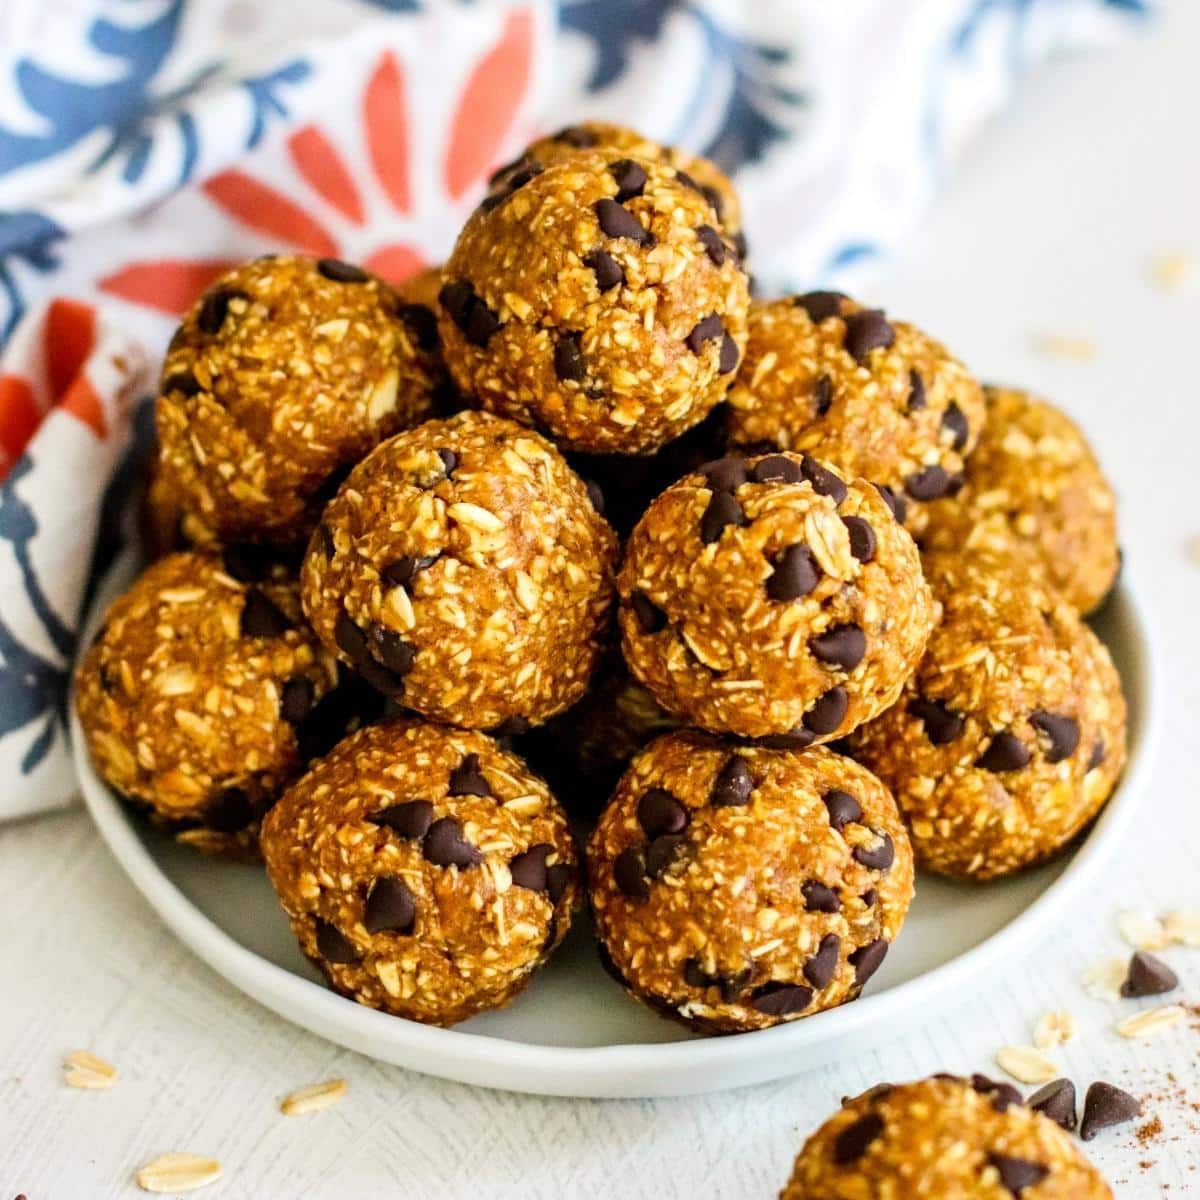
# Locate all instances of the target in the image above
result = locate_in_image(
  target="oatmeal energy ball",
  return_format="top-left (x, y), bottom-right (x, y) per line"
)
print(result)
top-left (261, 719), bottom-right (580, 1026)
top-left (920, 385), bottom-right (1120, 614)
top-left (851, 547), bottom-right (1126, 880)
top-left (439, 150), bottom-right (750, 454)
top-left (74, 551), bottom-right (336, 853)
top-left (727, 294), bottom-right (985, 533)
top-left (157, 254), bottom-right (443, 546)
top-left (300, 410), bottom-right (617, 731)
top-left (781, 1075), bottom-right (1113, 1199)
top-left (589, 733), bottom-right (913, 1034)
top-left (618, 451), bottom-right (935, 742)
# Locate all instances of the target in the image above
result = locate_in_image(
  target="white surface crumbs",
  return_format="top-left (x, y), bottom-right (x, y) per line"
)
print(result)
top-left (4, 2), bottom-right (1200, 1197)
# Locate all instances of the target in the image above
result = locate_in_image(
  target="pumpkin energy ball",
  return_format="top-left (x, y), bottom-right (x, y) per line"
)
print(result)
top-left (618, 451), bottom-right (935, 742)
top-left (851, 547), bottom-right (1127, 880)
top-left (74, 551), bottom-right (336, 854)
top-left (780, 1075), bottom-right (1113, 1199)
top-left (261, 719), bottom-right (580, 1026)
top-left (438, 150), bottom-right (750, 454)
top-left (920, 385), bottom-right (1119, 614)
top-left (157, 254), bottom-right (443, 546)
top-left (589, 733), bottom-right (913, 1034)
top-left (300, 410), bottom-right (617, 731)
top-left (726, 294), bottom-right (985, 533)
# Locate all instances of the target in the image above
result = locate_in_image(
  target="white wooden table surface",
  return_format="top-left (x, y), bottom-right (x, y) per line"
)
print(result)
top-left (4, 4), bottom-right (1200, 1196)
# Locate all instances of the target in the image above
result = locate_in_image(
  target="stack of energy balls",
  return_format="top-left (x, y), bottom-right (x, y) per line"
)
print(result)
top-left (76, 123), bottom-right (1124, 1071)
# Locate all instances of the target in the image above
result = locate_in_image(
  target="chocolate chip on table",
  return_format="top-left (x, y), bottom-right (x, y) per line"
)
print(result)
top-left (594, 198), bottom-right (654, 245)
top-left (843, 309), bottom-right (895, 362)
top-left (842, 516), bottom-right (877, 563)
top-left (906, 464), bottom-right (954, 501)
top-left (448, 753), bottom-right (491, 797)
top-left (609, 158), bottom-right (648, 201)
top-left (711, 757), bottom-right (753, 807)
top-left (240, 589), bottom-right (292, 638)
top-left (546, 863), bottom-right (572, 904)
top-left (751, 455), bottom-right (802, 484)
top-left (848, 938), bottom-right (888, 985)
top-left (397, 302), bottom-right (439, 350)
top-left (554, 332), bottom-right (587, 382)
top-left (1027, 1078), bottom-right (1077, 1131)
top-left (793, 291), bottom-right (845, 323)
top-left (718, 334), bottom-right (739, 374)
top-left (584, 248), bottom-right (624, 291)
top-left (1029, 711), bottom-right (1080, 763)
top-left (942, 402), bottom-right (969, 451)
top-left (315, 919), bottom-right (360, 964)
top-left (371, 799), bottom-right (433, 839)
top-left (1121, 950), bottom-right (1179, 997)
top-left (823, 789), bottom-right (863, 832)
top-left (631, 591), bottom-right (668, 633)
top-left (804, 933), bottom-right (841, 990)
top-left (767, 543), bottom-right (820, 602)
top-left (696, 224), bottom-right (726, 266)
top-left (206, 787), bottom-right (253, 834)
top-left (908, 697), bottom-right (964, 745)
top-left (804, 685), bottom-right (848, 735)
top-left (1087, 739), bottom-right (1106, 771)
top-left (700, 490), bottom-right (747, 544)
top-left (1080, 1081), bottom-right (1140, 1141)
top-left (367, 622), bottom-right (416, 675)
top-left (976, 731), bottom-right (1031, 772)
top-left (853, 832), bottom-right (895, 871)
top-left (637, 788), bottom-right (689, 837)
top-left (813, 374), bottom-right (834, 416)
top-left (987, 1154), bottom-right (1048, 1197)
top-left (800, 455), bottom-right (848, 504)
top-left (700, 456), bottom-right (748, 492)
top-left (686, 312), bottom-right (725, 354)
top-left (645, 833), bottom-right (686, 878)
top-left (810, 623), bottom-right (867, 671)
top-left (749, 981), bottom-right (813, 1016)
top-left (832, 1111), bottom-right (884, 1164)
top-left (423, 816), bottom-right (481, 868)
top-left (317, 257), bottom-right (368, 283)
top-left (907, 369), bottom-right (926, 411)
top-left (971, 1073), bottom-right (1023, 1113)
top-left (802, 880), bottom-right (841, 913)
top-left (510, 844), bottom-right (553, 891)
top-left (364, 876), bottom-right (416, 935)
top-left (280, 676), bottom-right (315, 723)
top-left (198, 288), bottom-right (237, 335)
top-left (381, 554), bottom-right (438, 587)
top-left (613, 846), bottom-right (649, 898)
top-left (873, 483), bottom-right (907, 525)
top-left (438, 279), bottom-right (501, 347)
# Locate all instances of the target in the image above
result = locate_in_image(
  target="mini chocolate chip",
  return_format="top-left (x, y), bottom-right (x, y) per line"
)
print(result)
top-left (804, 685), bottom-right (848, 735)
top-left (438, 280), bottom-right (500, 346)
top-left (849, 938), bottom-right (888, 985)
top-left (367, 623), bottom-right (416, 675)
top-left (315, 919), bottom-right (360, 964)
top-left (751, 455), bottom-right (802, 484)
top-left (436, 447), bottom-right (458, 476)
top-left (583, 477), bottom-right (606, 514)
top-left (906, 464), bottom-right (953, 500)
top-left (448, 753), bottom-right (491, 797)
top-left (853, 832), bottom-right (895, 871)
top-left (823, 790), bottom-right (863, 832)
top-left (546, 863), bottom-right (572, 904)
top-left (613, 846), bottom-right (649, 898)
top-left (1030, 711), bottom-right (1080, 763)
top-left (631, 591), bottom-right (668, 633)
top-left (481, 158), bottom-right (543, 210)
top-left (700, 490), bottom-right (747, 544)
top-left (804, 933), bottom-right (841, 990)
top-left (594, 198), bottom-right (654, 245)
top-left (645, 833), bottom-right (685, 879)
top-left (803, 880), bottom-right (841, 913)
top-left (554, 333), bottom-right (587, 382)
top-left (976, 731), bottom-right (1031, 772)
top-left (423, 817), bottom-right (481, 868)
top-left (1080, 1081), bottom-right (1140, 1142)
top-left (334, 612), bottom-right (368, 664)
top-left (718, 334), bottom-right (739, 374)
top-left (1028, 1078), bottom-right (1077, 1131)
top-left (164, 371), bottom-right (202, 397)
top-left (711, 757), bottom-right (753, 807)
top-left (801, 455), bottom-right (848, 504)
top-left (686, 312), bottom-right (725, 355)
top-left (315, 523), bottom-right (335, 560)
top-left (813, 374), bottom-right (833, 416)
top-left (988, 1154), bottom-right (1048, 1197)
top-left (381, 554), bottom-right (438, 588)
top-left (510, 844), bottom-right (553, 892)
top-left (843, 309), bottom-right (895, 363)
top-left (699, 183), bottom-right (726, 221)
top-left (860, 888), bottom-right (877, 907)
top-left (873, 483), bottom-right (907, 525)
top-left (907, 369), bottom-right (926, 411)
top-left (696, 224), bottom-right (726, 266)
top-left (700, 456), bottom-right (748, 492)
top-left (638, 788), bottom-right (689, 837)
top-left (942, 402), bottom-right (969, 451)
top-left (810, 623), bottom-right (866, 671)
top-left (767, 543), bottom-right (820, 601)
top-left (731, 229), bottom-right (748, 261)
top-left (909, 697), bottom-right (964, 745)
top-left (207, 787), bottom-right (253, 833)
top-left (793, 291), bottom-right (846, 323)
top-left (584, 248), bottom-right (624, 291)
top-left (972, 1074), bottom-right (1024, 1112)
top-left (364, 876), bottom-right (416, 935)
top-left (749, 981), bottom-right (813, 1016)
top-left (372, 800), bottom-right (433, 839)
top-left (1087, 739), bottom-right (1106, 771)
top-left (609, 158), bottom-right (647, 201)
top-left (280, 676), bottom-right (315, 723)
top-left (683, 958), bottom-right (721, 990)
top-left (553, 124), bottom-right (596, 147)
top-left (318, 257), bottom-right (368, 283)
top-left (842, 516), bottom-right (877, 563)
top-left (240, 590), bottom-right (292, 638)
top-left (832, 1112), bottom-right (884, 1164)
top-left (1121, 950), bottom-right (1179, 997)
top-left (198, 288), bottom-right (234, 335)
top-left (397, 303), bottom-right (439, 350)
top-left (759, 727), bottom-right (816, 750)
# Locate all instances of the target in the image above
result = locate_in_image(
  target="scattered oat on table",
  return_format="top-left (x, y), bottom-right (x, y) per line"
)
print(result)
top-left (1033, 1009), bottom-right (1078, 1050)
top-left (1030, 333), bottom-right (1096, 361)
top-left (995, 1044), bottom-right (1060, 1085)
top-left (1114, 1005), bottom-right (1186, 1040)
top-left (134, 1152), bottom-right (221, 1194)
top-left (62, 1049), bottom-right (117, 1090)
top-left (1164, 909), bottom-right (1200, 946)
top-left (1148, 250), bottom-right (1193, 291)
top-left (1116, 910), bottom-right (1168, 951)
top-left (279, 1077), bottom-right (348, 1116)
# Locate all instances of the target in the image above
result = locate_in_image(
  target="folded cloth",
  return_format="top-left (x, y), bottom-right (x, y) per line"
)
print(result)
top-left (0, 0), bottom-right (1149, 821)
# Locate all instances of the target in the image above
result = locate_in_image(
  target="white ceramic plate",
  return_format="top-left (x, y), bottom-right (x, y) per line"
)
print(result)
top-left (73, 557), bottom-right (1159, 1098)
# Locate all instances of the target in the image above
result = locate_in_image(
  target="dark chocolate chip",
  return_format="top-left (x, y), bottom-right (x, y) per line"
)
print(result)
top-left (758, 727), bottom-right (816, 750)
top-left (206, 787), bottom-right (253, 833)
top-left (637, 788), bottom-right (689, 837)
top-left (813, 374), bottom-right (833, 416)
top-left (613, 846), bottom-right (649, 898)
top-left (749, 981), bottom-right (813, 1016)
top-left (686, 312), bottom-right (725, 355)
top-left (700, 456), bottom-right (748, 492)
top-left (853, 832), bottom-right (895, 872)
top-left (594, 198), bottom-right (653, 245)
top-left (1121, 950), bottom-right (1179, 998)
top-left (510, 843), bottom-right (553, 892)
top-left (448, 753), bottom-right (490, 797)
top-left (804, 933), bottom-right (841, 990)
top-left (631, 591), bottom-right (668, 634)
top-left (280, 676), bottom-right (315, 724)
top-left (842, 516), bottom-right (877, 563)
top-left (942, 402), bottom-right (969, 451)
top-left (644, 833), bottom-right (686, 879)
top-left (364, 876), bottom-right (416, 935)
top-left (1080, 1081), bottom-right (1140, 1142)
top-left (843, 309), bottom-right (895, 363)
top-left (810, 623), bottom-right (866, 671)
top-left (700, 490), bottom-right (747, 544)
top-left (711, 757), bottom-right (753, 807)
top-left (718, 334), bottom-right (739, 374)
top-left (976, 731), bottom-right (1031, 772)
top-left (1030, 711), bottom-right (1080, 763)
top-left (699, 184), bottom-right (726, 221)
top-left (832, 1112), bottom-right (884, 1164)
top-left (372, 800), bottom-right (433, 839)
top-left (860, 888), bottom-right (877, 907)
top-left (198, 288), bottom-right (234, 335)
top-left (334, 612), bottom-right (368, 664)
top-left (801, 455), bottom-right (848, 504)
top-left (164, 370), bottom-right (202, 397)
top-left (583, 477), bottom-right (606, 515)
top-left (906, 464), bottom-right (953, 501)
top-left (683, 958), bottom-right (724, 991)
top-left (731, 229), bottom-right (748, 261)
top-left (804, 685), bottom-right (848, 735)
top-left (438, 280), bottom-right (500, 347)
top-left (584, 248), bottom-right (624, 291)
top-left (803, 880), bottom-right (841, 913)
top-left (240, 589), bottom-right (292, 638)
top-left (907, 369), bottom-right (926, 411)
top-left (554, 333), bottom-right (587, 382)
top-left (317, 258), bottom-right (368, 283)
top-left (1087, 739), bottom-right (1106, 771)
top-left (315, 523), bottom-right (336, 560)
top-left (823, 790), bottom-right (863, 832)
top-left (609, 158), bottom-right (647, 202)
top-left (751, 455), bottom-right (802, 484)
top-left (1028, 1078), bottom-right (1077, 1131)
top-left (970, 1073), bottom-right (1023, 1112)
top-left (315, 919), bottom-right (360, 964)
top-left (848, 938), bottom-right (888, 986)
top-left (873, 483), bottom-right (907, 525)
top-left (397, 303), bottom-right (439, 351)
top-left (381, 554), bottom-right (438, 588)
top-left (909, 697), bottom-right (965, 745)
top-left (988, 1154), bottom-right (1048, 1197)
top-left (423, 816), bottom-right (481, 868)
top-left (767, 543), bottom-right (820, 602)
top-left (553, 124), bottom-right (596, 148)
top-left (546, 863), bottom-right (572, 904)
top-left (793, 291), bottom-right (846, 323)
top-left (367, 623), bottom-right (417, 675)
top-left (481, 158), bottom-right (543, 210)
top-left (696, 224), bottom-right (726, 266)
top-left (436, 447), bottom-right (458, 476)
